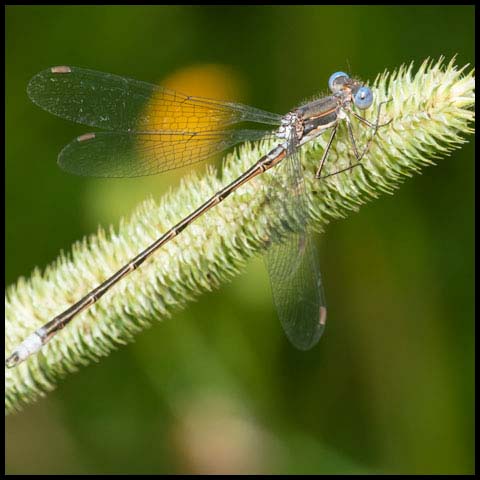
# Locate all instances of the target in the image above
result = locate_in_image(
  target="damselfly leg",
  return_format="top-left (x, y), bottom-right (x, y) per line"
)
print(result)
top-left (315, 99), bottom-right (392, 179)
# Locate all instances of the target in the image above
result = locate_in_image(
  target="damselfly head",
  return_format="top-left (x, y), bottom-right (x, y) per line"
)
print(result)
top-left (328, 71), bottom-right (373, 110)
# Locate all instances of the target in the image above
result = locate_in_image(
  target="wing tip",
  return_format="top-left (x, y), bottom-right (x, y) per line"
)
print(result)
top-left (288, 307), bottom-right (327, 351)
top-left (27, 66), bottom-right (73, 105)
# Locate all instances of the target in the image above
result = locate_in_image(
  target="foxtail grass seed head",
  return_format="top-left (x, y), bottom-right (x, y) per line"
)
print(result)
top-left (5, 58), bottom-right (475, 414)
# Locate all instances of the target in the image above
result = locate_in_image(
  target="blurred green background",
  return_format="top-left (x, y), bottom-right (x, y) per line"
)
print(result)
top-left (5, 5), bottom-right (474, 475)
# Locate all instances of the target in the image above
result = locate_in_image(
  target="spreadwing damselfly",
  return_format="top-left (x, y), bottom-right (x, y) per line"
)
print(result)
top-left (6, 66), bottom-right (389, 368)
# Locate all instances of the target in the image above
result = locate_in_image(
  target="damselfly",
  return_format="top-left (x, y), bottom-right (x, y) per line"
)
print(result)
top-left (6, 66), bottom-right (389, 368)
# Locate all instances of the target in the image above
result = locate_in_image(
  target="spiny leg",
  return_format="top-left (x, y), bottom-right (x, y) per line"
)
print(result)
top-left (349, 99), bottom-right (392, 130)
top-left (350, 99), bottom-right (392, 162)
top-left (344, 115), bottom-right (360, 174)
top-left (315, 125), bottom-right (337, 179)
top-left (316, 100), bottom-right (391, 180)
top-left (315, 116), bottom-right (360, 181)
top-left (320, 162), bottom-right (363, 180)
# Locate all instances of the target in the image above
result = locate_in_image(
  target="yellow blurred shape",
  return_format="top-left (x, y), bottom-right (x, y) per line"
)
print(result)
top-left (141, 63), bottom-right (246, 133)
top-left (161, 63), bottom-right (246, 102)
top-left (135, 64), bottom-right (247, 174)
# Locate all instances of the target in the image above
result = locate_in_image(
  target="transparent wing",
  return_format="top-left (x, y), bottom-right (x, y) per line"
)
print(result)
top-left (264, 135), bottom-right (327, 350)
top-left (27, 66), bottom-right (282, 133)
top-left (58, 129), bottom-right (270, 177)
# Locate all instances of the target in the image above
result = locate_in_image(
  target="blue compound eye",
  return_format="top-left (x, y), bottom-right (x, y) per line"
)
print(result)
top-left (328, 71), bottom-right (349, 93)
top-left (354, 86), bottom-right (373, 110)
